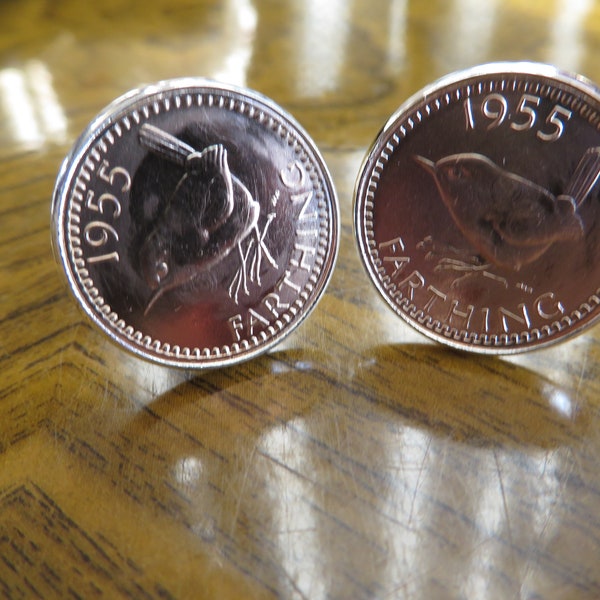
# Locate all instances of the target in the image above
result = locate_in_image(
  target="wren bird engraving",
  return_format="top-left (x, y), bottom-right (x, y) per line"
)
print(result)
top-left (137, 124), bottom-right (259, 314)
top-left (414, 148), bottom-right (600, 270)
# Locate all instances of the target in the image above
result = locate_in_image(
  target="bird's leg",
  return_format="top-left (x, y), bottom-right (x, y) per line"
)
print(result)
top-left (443, 267), bottom-right (508, 289)
top-left (249, 214), bottom-right (278, 285)
top-left (482, 270), bottom-right (509, 288)
top-left (228, 238), bottom-right (254, 304)
top-left (426, 252), bottom-right (509, 289)
top-left (249, 226), bottom-right (262, 285)
top-left (227, 214), bottom-right (279, 303)
top-left (434, 257), bottom-right (489, 272)
top-left (417, 235), bottom-right (483, 265)
top-left (432, 258), bottom-right (509, 288)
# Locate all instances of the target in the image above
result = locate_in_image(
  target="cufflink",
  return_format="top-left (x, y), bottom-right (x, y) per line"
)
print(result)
top-left (52, 79), bottom-right (339, 368)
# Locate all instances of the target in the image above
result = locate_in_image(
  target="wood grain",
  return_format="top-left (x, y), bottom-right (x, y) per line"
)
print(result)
top-left (1, 1), bottom-right (600, 598)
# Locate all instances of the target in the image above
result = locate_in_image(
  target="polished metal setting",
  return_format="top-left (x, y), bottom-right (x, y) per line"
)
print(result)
top-left (52, 79), bottom-right (339, 368)
top-left (354, 62), bottom-right (600, 353)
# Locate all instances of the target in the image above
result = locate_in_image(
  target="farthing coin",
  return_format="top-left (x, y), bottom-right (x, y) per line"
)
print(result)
top-left (52, 79), bottom-right (339, 368)
top-left (355, 63), bottom-right (600, 353)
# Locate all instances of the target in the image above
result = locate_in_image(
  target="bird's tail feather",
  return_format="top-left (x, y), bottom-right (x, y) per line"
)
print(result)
top-left (564, 146), bottom-right (600, 207)
top-left (138, 123), bottom-right (195, 166)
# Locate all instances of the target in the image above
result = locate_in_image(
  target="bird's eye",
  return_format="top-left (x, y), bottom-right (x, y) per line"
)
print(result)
top-left (156, 261), bottom-right (169, 281)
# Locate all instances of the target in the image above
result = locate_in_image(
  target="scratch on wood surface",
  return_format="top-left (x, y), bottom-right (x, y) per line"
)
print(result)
top-left (493, 449), bottom-right (516, 577)
top-left (574, 351), bottom-right (588, 407)
top-left (407, 436), bottom-right (431, 528)
top-left (229, 442), bottom-right (257, 538)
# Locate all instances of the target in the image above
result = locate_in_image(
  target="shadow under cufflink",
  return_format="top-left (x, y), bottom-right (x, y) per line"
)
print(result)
top-left (351, 343), bottom-right (591, 450)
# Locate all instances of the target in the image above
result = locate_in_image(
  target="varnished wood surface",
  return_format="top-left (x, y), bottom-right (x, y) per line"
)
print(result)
top-left (2, 1), bottom-right (600, 598)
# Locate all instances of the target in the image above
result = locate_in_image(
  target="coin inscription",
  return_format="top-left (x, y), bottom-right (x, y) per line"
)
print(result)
top-left (53, 80), bottom-right (339, 368)
top-left (354, 63), bottom-right (600, 352)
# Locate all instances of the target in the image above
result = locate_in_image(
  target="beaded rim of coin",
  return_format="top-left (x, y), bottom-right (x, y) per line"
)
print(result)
top-left (52, 79), bottom-right (339, 368)
top-left (354, 62), bottom-right (600, 354)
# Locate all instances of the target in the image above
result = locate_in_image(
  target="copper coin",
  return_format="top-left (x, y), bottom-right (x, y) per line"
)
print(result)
top-left (52, 79), bottom-right (339, 368)
top-left (355, 63), bottom-right (600, 353)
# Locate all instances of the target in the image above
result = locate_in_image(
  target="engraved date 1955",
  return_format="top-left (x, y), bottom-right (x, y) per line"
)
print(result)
top-left (84, 159), bottom-right (131, 264)
top-left (464, 92), bottom-right (571, 142)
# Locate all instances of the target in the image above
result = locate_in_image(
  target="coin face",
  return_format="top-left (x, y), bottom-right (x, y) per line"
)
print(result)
top-left (52, 79), bottom-right (339, 368)
top-left (355, 63), bottom-right (600, 353)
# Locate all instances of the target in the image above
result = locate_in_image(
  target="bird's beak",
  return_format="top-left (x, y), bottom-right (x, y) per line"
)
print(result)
top-left (413, 154), bottom-right (436, 176)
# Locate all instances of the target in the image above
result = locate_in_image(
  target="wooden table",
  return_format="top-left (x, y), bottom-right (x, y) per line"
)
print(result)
top-left (2, 1), bottom-right (600, 598)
